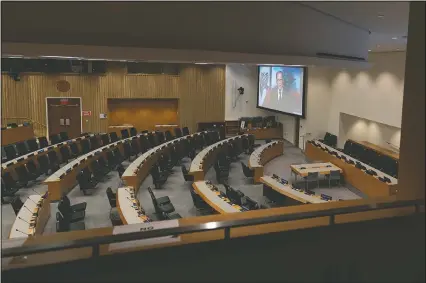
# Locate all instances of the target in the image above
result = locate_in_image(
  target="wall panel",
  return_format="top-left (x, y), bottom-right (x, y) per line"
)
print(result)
top-left (1, 64), bottom-right (225, 135)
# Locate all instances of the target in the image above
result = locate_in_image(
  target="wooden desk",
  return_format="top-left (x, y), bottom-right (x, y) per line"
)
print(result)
top-left (116, 187), bottom-right (151, 225)
top-left (290, 162), bottom-right (342, 179)
top-left (1, 134), bottom-right (97, 180)
top-left (122, 131), bottom-right (208, 191)
top-left (1, 124), bottom-right (35, 146)
top-left (353, 140), bottom-right (399, 160)
top-left (261, 176), bottom-right (328, 204)
top-left (44, 134), bottom-right (142, 201)
top-left (189, 135), bottom-right (247, 181)
top-left (192, 181), bottom-right (245, 214)
top-left (248, 140), bottom-right (284, 183)
top-left (9, 195), bottom-right (51, 239)
top-left (305, 141), bottom-right (398, 198)
top-left (242, 124), bottom-right (283, 140)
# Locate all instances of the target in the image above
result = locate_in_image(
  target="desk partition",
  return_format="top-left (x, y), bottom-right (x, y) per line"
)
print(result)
top-left (189, 135), bottom-right (247, 181)
top-left (9, 194), bottom-right (50, 239)
top-left (248, 140), bottom-right (284, 183)
top-left (241, 124), bottom-right (283, 140)
top-left (305, 140), bottom-right (398, 198)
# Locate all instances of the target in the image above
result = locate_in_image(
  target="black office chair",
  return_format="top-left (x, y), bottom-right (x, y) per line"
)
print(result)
top-left (117, 164), bottom-right (125, 178)
top-left (324, 170), bottom-right (341, 188)
top-left (241, 162), bottom-right (255, 178)
top-left (15, 165), bottom-right (31, 186)
top-left (243, 196), bottom-right (260, 210)
top-left (304, 172), bottom-right (320, 190)
top-left (89, 136), bottom-right (100, 150)
top-left (225, 184), bottom-right (244, 205)
top-left (109, 132), bottom-right (119, 143)
top-left (11, 196), bottom-right (24, 215)
top-left (1, 177), bottom-right (19, 204)
top-left (1, 172), bottom-right (23, 192)
top-left (4, 145), bottom-right (18, 161)
top-left (98, 156), bottom-right (113, 173)
top-left (26, 138), bottom-right (39, 152)
top-left (121, 129), bottom-right (130, 139)
top-left (155, 131), bottom-right (165, 144)
top-left (90, 160), bottom-right (105, 182)
top-left (56, 212), bottom-right (85, 232)
top-left (80, 139), bottom-right (91, 154)
top-left (37, 154), bottom-right (51, 175)
top-left (105, 151), bottom-right (118, 170)
top-left (131, 138), bottom-right (140, 156)
top-left (47, 150), bottom-right (60, 172)
top-left (129, 127), bottom-right (137, 137)
top-left (151, 165), bottom-right (168, 189)
top-left (50, 134), bottom-right (61, 145)
top-left (181, 165), bottom-right (194, 182)
top-left (106, 187), bottom-right (117, 208)
top-left (61, 195), bottom-right (87, 212)
top-left (174, 128), bottom-right (183, 138)
top-left (113, 148), bottom-right (124, 165)
top-left (122, 142), bottom-right (135, 161)
top-left (38, 136), bottom-right (49, 149)
top-left (69, 142), bottom-right (80, 158)
top-left (59, 146), bottom-right (72, 164)
top-left (59, 132), bottom-right (69, 142)
top-left (101, 134), bottom-right (110, 146)
top-left (189, 188), bottom-right (213, 214)
top-left (165, 130), bottom-right (174, 141)
top-left (76, 168), bottom-right (97, 195)
top-left (25, 160), bottom-right (41, 181)
top-left (147, 187), bottom-right (175, 219)
top-left (182, 127), bottom-right (190, 136)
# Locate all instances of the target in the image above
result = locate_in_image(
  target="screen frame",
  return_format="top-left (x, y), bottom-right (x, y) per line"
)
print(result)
top-left (256, 65), bottom-right (308, 119)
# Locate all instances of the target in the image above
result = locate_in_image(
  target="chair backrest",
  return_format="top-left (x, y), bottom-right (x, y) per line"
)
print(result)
top-left (131, 139), bottom-right (140, 153)
top-left (129, 127), bottom-right (137, 137)
top-left (330, 170), bottom-right (341, 177)
top-left (147, 187), bottom-right (158, 207)
top-left (106, 187), bottom-right (116, 207)
top-left (156, 131), bottom-right (165, 144)
top-left (59, 132), bottom-right (69, 141)
top-left (89, 136), bottom-right (99, 150)
top-left (2, 172), bottom-right (17, 188)
top-left (38, 136), bottom-right (49, 148)
top-left (16, 142), bottom-right (27, 155)
top-left (244, 196), bottom-right (258, 210)
top-left (26, 138), bottom-right (39, 152)
top-left (70, 143), bottom-right (80, 155)
top-left (306, 172), bottom-right (319, 181)
top-left (148, 133), bottom-right (158, 146)
top-left (81, 139), bottom-right (91, 154)
top-left (50, 134), bottom-right (61, 145)
top-left (15, 165), bottom-right (29, 180)
top-left (47, 150), bottom-right (59, 164)
top-left (182, 127), bottom-right (190, 136)
top-left (174, 128), bottom-right (182, 138)
top-left (26, 160), bottom-right (38, 174)
top-left (165, 130), bottom-right (173, 141)
top-left (37, 154), bottom-right (50, 172)
top-left (59, 146), bottom-right (70, 162)
top-left (181, 165), bottom-right (188, 176)
top-left (117, 164), bottom-right (125, 178)
top-left (121, 129), bottom-right (130, 139)
top-left (109, 132), bottom-right (119, 142)
top-left (11, 197), bottom-right (24, 214)
top-left (4, 145), bottom-right (17, 159)
top-left (61, 195), bottom-right (71, 208)
top-left (101, 134), bottom-right (110, 146)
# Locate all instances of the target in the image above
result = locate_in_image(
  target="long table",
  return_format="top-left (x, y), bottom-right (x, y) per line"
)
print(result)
top-left (189, 135), bottom-right (247, 181)
top-left (305, 140), bottom-right (398, 198)
top-left (192, 181), bottom-right (245, 214)
top-left (9, 194), bottom-right (51, 239)
top-left (1, 134), bottom-right (97, 180)
top-left (241, 125), bottom-right (283, 140)
top-left (261, 176), bottom-right (328, 204)
top-left (1, 124), bottom-right (35, 146)
top-left (248, 140), bottom-right (284, 183)
top-left (290, 162), bottom-right (342, 179)
top-left (44, 133), bottom-right (146, 201)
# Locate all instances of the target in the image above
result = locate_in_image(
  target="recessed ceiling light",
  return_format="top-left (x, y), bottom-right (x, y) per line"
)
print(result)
top-left (378, 14), bottom-right (385, 18)
top-left (368, 50), bottom-right (372, 52)
top-left (392, 37), bottom-right (398, 40)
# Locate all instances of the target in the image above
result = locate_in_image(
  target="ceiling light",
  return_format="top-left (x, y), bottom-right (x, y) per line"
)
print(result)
top-left (195, 62), bottom-right (210, 65)
top-left (377, 14), bottom-right (385, 19)
top-left (368, 50), bottom-right (372, 52)
top-left (392, 37), bottom-right (398, 40)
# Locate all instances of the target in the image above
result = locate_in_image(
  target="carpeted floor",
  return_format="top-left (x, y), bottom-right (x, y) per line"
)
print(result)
top-left (1, 139), bottom-right (365, 239)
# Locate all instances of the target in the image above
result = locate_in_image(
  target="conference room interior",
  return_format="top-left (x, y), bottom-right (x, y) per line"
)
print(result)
top-left (0, 2), bottom-right (424, 279)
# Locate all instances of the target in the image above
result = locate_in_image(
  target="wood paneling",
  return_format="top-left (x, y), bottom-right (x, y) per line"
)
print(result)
top-left (108, 98), bottom-right (179, 131)
top-left (1, 63), bottom-right (225, 135)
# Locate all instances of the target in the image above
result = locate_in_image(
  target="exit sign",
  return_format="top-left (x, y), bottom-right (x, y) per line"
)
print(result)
top-left (60, 98), bottom-right (69, 105)
top-left (82, 110), bottom-right (92, 116)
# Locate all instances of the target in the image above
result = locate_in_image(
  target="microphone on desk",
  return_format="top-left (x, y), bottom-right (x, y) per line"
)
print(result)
top-left (18, 216), bottom-right (35, 227)
top-left (15, 229), bottom-right (31, 236)
top-left (23, 205), bottom-right (38, 216)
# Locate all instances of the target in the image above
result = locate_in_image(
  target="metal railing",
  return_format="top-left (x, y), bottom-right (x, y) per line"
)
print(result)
top-left (2, 198), bottom-right (423, 259)
top-left (1, 117), bottom-right (47, 137)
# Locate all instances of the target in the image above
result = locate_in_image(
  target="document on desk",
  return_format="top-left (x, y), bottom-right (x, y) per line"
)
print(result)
top-left (108, 220), bottom-right (181, 251)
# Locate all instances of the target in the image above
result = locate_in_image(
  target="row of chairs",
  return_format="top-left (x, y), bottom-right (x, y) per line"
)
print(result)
top-left (224, 184), bottom-right (262, 210)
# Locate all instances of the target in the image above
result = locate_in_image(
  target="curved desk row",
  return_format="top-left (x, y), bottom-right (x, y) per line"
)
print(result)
top-left (192, 181), bottom-right (246, 214)
top-left (260, 176), bottom-right (328, 204)
top-left (116, 186), bottom-right (151, 225)
top-left (9, 194), bottom-right (51, 239)
top-left (118, 131), bottom-right (210, 225)
top-left (122, 131), bottom-right (209, 192)
top-left (189, 134), bottom-right (248, 181)
top-left (2, 134), bottom-right (97, 180)
top-left (1, 123), bottom-right (35, 146)
top-left (44, 133), bottom-right (148, 201)
top-left (248, 140), bottom-right (284, 183)
top-left (305, 140), bottom-right (398, 198)
top-left (241, 124), bottom-right (283, 140)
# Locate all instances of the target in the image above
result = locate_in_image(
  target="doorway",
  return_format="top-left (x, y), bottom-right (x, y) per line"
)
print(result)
top-left (46, 97), bottom-right (82, 139)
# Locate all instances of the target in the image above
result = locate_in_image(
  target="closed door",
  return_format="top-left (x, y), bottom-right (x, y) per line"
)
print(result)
top-left (47, 98), bottom-right (81, 139)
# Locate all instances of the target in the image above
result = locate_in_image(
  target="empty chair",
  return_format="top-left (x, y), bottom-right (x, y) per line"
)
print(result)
top-left (80, 139), bottom-right (91, 154)
top-left (181, 165), bottom-right (194, 182)
top-left (11, 196), bottom-right (24, 215)
top-left (98, 156), bottom-right (113, 173)
top-left (77, 168), bottom-right (97, 195)
top-left (241, 162), bottom-right (254, 178)
top-left (50, 134), bottom-right (61, 145)
top-left (69, 143), bottom-right (80, 158)
top-left (155, 131), bottom-right (165, 144)
top-left (4, 145), bottom-right (18, 161)
top-left (90, 160), bottom-right (105, 182)
top-left (325, 170), bottom-right (341, 188)
top-left (1, 177), bottom-right (19, 204)
top-left (130, 139), bottom-right (140, 156)
top-left (122, 142), bottom-right (135, 161)
top-left (101, 134), bottom-right (110, 146)
top-left (106, 151), bottom-right (118, 170)
top-left (151, 164), bottom-right (168, 189)
top-left (120, 129), bottom-right (130, 139)
top-left (36, 154), bottom-right (50, 175)
top-left (15, 165), bottom-right (31, 186)
top-left (38, 136), bottom-right (49, 149)
top-left (139, 135), bottom-right (151, 152)
top-left (89, 136), bottom-right (100, 150)
top-left (304, 172), bottom-right (320, 190)
top-left (182, 127), bottom-right (190, 136)
top-left (117, 164), bottom-right (125, 178)
top-left (61, 195), bottom-right (87, 212)
top-left (25, 160), bottom-right (41, 181)
top-left (59, 131), bottom-right (69, 141)
top-left (174, 128), bottom-right (183, 138)
top-left (59, 146), bottom-right (72, 164)
top-left (147, 187), bottom-right (175, 219)
top-left (106, 187), bottom-right (117, 208)
top-left (26, 138), bottom-right (39, 152)
top-left (165, 130), bottom-right (174, 141)
top-left (189, 188), bottom-right (213, 214)
top-left (2, 172), bottom-right (23, 191)
top-left (148, 133), bottom-right (158, 147)
top-left (56, 212), bottom-right (85, 232)
top-left (47, 151), bottom-right (60, 171)
top-left (113, 148), bottom-right (124, 165)
top-left (225, 184), bottom-right (244, 205)
top-left (243, 196), bottom-right (260, 210)
top-left (129, 127), bottom-right (137, 137)
top-left (109, 132), bottom-right (119, 143)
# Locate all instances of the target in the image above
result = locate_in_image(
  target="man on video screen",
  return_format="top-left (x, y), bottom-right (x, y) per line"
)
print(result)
top-left (262, 70), bottom-right (302, 115)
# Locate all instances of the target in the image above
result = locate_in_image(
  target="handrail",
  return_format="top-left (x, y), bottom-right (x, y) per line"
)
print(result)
top-left (2, 198), bottom-right (423, 258)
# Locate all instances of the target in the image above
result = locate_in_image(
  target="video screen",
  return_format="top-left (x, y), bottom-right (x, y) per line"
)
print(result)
top-left (257, 65), bottom-right (306, 118)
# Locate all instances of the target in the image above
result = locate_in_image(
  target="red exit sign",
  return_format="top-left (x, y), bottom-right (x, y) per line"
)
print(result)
top-left (82, 110), bottom-right (92, 116)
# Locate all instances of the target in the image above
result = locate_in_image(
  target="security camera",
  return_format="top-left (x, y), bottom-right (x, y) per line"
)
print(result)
top-left (237, 87), bottom-right (244, 95)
